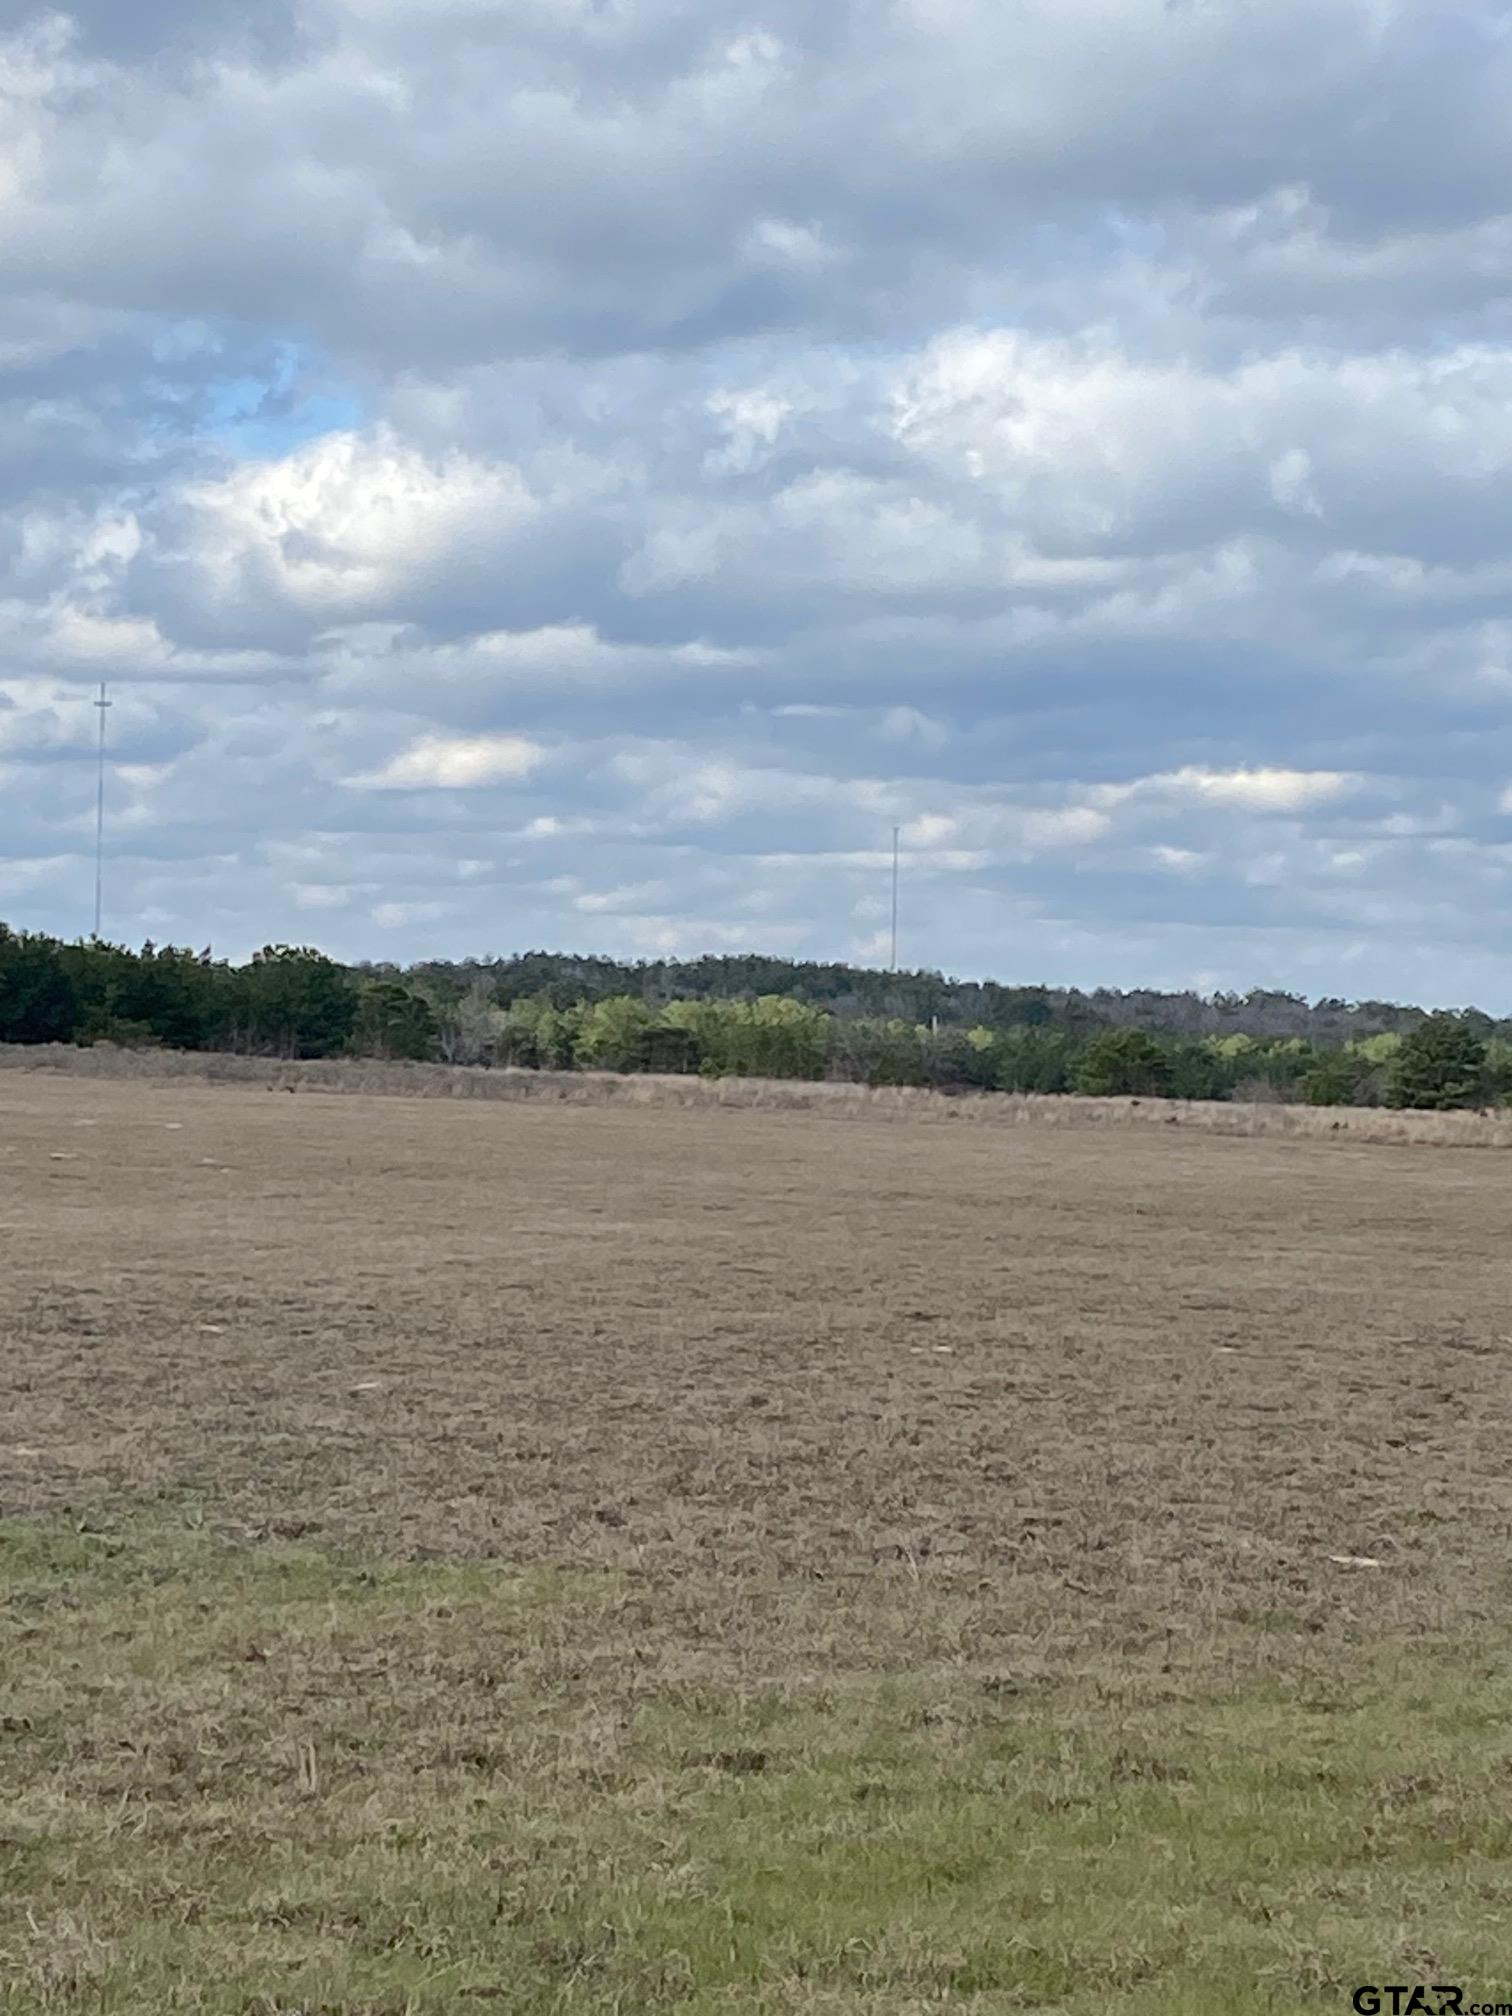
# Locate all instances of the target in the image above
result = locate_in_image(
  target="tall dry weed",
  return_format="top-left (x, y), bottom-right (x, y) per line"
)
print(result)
top-left (4, 1039), bottom-right (1511, 1147)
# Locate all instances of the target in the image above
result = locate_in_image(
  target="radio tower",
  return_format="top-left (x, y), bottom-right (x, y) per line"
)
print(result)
top-left (93, 681), bottom-right (111, 940)
top-left (890, 825), bottom-right (900, 970)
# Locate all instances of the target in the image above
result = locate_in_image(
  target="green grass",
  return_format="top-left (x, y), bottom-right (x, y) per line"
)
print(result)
top-left (4, 1517), bottom-right (1512, 2013)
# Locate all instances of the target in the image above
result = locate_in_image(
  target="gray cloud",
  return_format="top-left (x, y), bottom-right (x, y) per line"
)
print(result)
top-left (5, 0), bottom-right (1512, 1005)
top-left (9, 3), bottom-right (1512, 363)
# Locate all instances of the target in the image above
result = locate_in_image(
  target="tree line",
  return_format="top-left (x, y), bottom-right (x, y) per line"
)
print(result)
top-left (0, 924), bottom-right (1501, 1111)
top-left (379, 950), bottom-right (1478, 1043)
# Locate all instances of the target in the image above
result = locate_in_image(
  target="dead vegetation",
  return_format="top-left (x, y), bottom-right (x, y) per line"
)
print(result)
top-left (5, 1071), bottom-right (1512, 2009)
top-left (6, 1036), bottom-right (1512, 1147)
top-left (4, 1071), bottom-right (1512, 1630)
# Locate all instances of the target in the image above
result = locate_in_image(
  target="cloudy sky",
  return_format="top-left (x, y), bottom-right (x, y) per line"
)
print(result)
top-left (5, 1), bottom-right (1512, 1001)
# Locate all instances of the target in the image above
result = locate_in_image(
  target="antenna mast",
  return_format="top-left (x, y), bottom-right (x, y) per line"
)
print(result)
top-left (93, 681), bottom-right (111, 939)
top-left (890, 825), bottom-right (900, 971)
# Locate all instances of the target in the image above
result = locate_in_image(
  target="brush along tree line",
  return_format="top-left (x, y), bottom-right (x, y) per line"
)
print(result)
top-left (0, 923), bottom-right (1503, 1111)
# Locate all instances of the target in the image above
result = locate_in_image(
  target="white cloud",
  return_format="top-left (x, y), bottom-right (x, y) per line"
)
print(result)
top-left (891, 330), bottom-right (1512, 568)
top-left (1020, 805), bottom-right (1111, 847)
top-left (705, 387), bottom-right (793, 474)
top-left (371, 899), bottom-right (449, 928)
top-left (573, 880), bottom-right (673, 915)
top-left (903, 813), bottom-right (958, 847)
top-left (746, 217), bottom-right (830, 271)
top-left (900, 801), bottom-right (1111, 856)
top-left (353, 733), bottom-right (545, 789)
top-left (1151, 766), bottom-right (1357, 813)
top-left (292, 881), bottom-right (355, 910)
top-left (319, 622), bottom-right (747, 711)
top-left (1151, 845), bottom-right (1208, 874)
top-left (877, 706), bottom-right (947, 750)
top-left (184, 429), bottom-right (538, 618)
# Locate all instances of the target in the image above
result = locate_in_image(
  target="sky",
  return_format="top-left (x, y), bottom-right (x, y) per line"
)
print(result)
top-left (5, 1), bottom-right (1512, 1004)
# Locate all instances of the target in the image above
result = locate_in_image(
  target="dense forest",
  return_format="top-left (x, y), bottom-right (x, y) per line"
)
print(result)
top-left (381, 950), bottom-right (1457, 1042)
top-left (0, 924), bottom-right (1503, 1111)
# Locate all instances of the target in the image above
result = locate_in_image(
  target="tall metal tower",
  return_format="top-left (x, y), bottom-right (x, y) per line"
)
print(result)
top-left (890, 824), bottom-right (900, 971)
top-left (93, 682), bottom-right (111, 940)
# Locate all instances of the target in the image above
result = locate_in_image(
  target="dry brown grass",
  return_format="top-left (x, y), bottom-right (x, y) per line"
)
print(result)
top-left (6, 1070), bottom-right (1512, 2010)
top-left (5, 1036), bottom-right (1512, 1147)
top-left (4, 1069), bottom-right (1512, 1625)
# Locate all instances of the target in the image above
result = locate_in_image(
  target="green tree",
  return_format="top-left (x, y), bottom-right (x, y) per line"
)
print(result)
top-left (64, 940), bottom-right (230, 1050)
top-left (1165, 1040), bottom-right (1232, 1101)
top-left (827, 1017), bottom-right (925, 1086)
top-left (917, 1026), bottom-right (999, 1091)
top-left (657, 997), bottom-right (828, 1079)
top-left (1227, 1036), bottom-right (1312, 1101)
top-left (0, 928), bottom-right (80, 1044)
top-left (742, 997), bottom-right (829, 1079)
top-left (659, 998), bottom-right (725, 1069)
top-left (1387, 1013), bottom-right (1488, 1111)
top-left (515, 999), bottom-right (583, 1070)
top-left (233, 946), bottom-right (357, 1058)
top-left (1355, 1032), bottom-right (1402, 1067)
top-left (1300, 1048), bottom-right (1365, 1108)
top-left (1074, 1028), bottom-right (1171, 1098)
top-left (576, 996), bottom-right (656, 1072)
top-left (352, 981), bottom-right (439, 1061)
top-left (1484, 1037), bottom-right (1512, 1107)
top-left (642, 1022), bottom-right (701, 1074)
top-left (992, 1028), bottom-right (1078, 1094)
top-left (132, 944), bottom-right (230, 1048)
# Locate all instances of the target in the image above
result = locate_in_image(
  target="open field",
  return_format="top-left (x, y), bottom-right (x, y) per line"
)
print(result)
top-left (5, 1073), bottom-right (1512, 2011)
